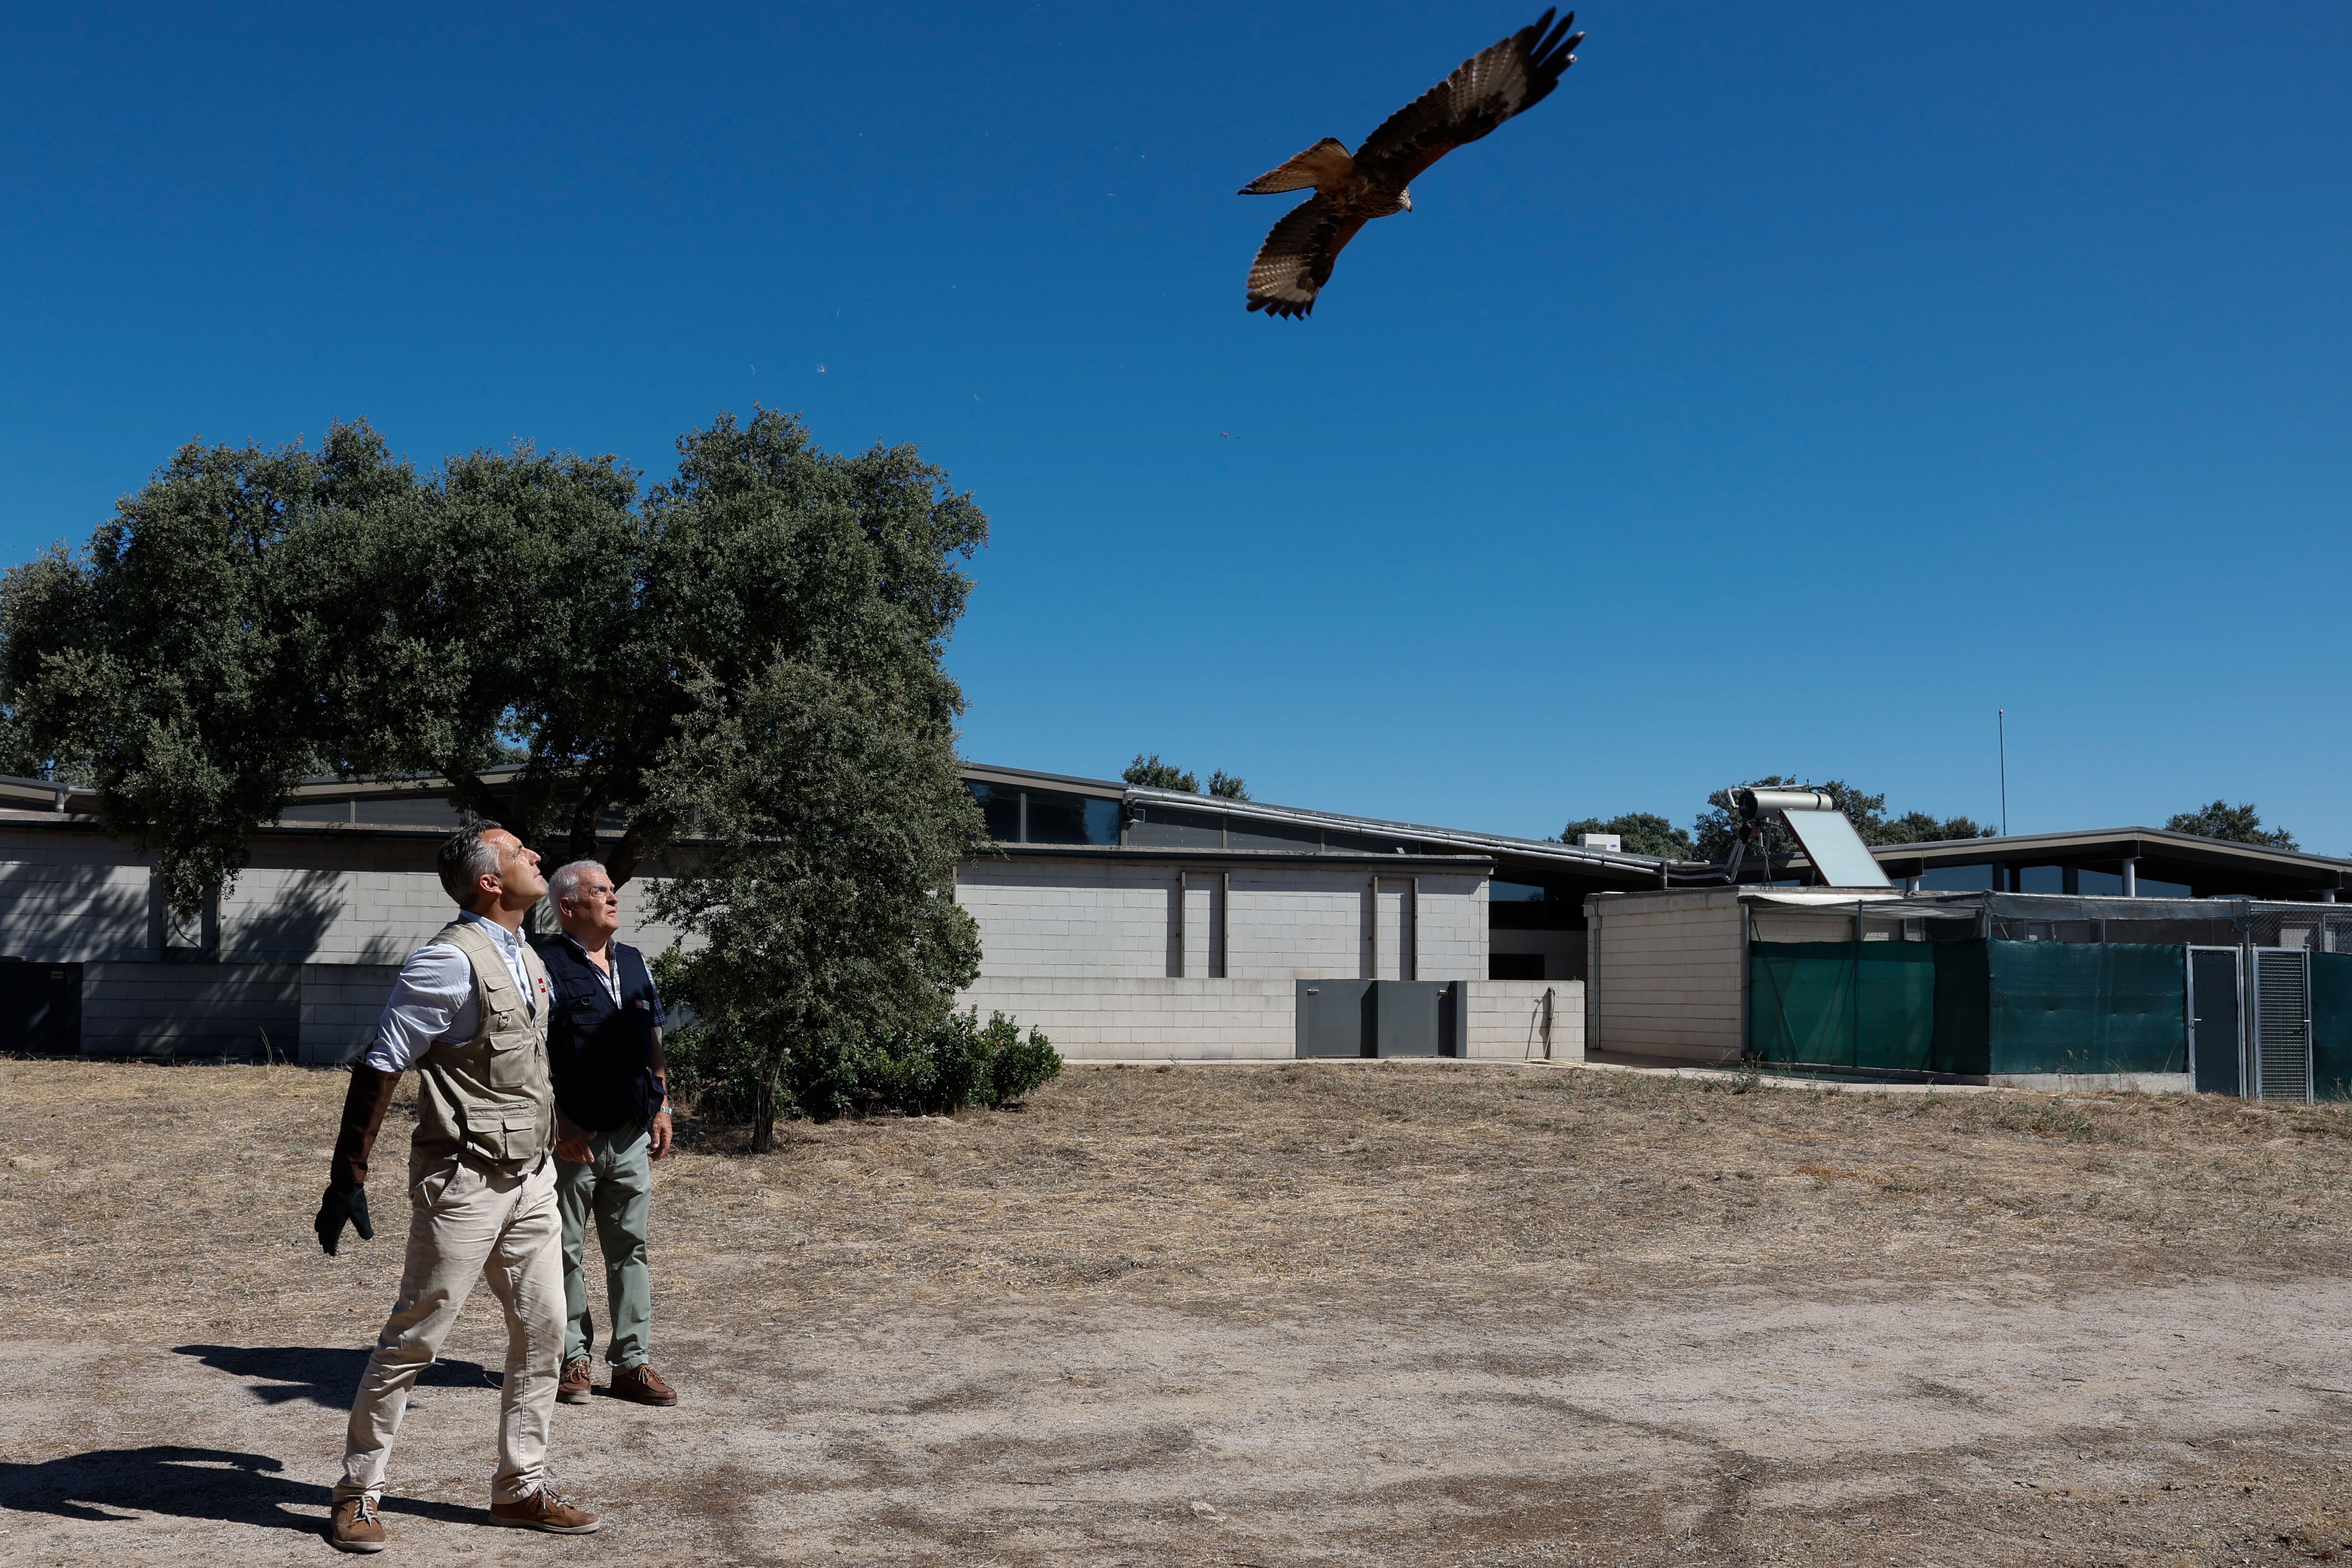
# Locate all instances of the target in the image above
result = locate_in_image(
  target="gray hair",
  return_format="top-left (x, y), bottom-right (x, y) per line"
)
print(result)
top-left (548, 859), bottom-right (611, 908)
top-left (438, 820), bottom-right (506, 906)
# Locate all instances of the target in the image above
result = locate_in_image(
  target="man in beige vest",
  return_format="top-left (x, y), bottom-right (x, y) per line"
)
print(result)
top-left (312, 821), bottom-right (604, 1552)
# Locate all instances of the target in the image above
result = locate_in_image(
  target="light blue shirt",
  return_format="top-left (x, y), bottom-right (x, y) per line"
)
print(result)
top-left (362, 911), bottom-right (539, 1073)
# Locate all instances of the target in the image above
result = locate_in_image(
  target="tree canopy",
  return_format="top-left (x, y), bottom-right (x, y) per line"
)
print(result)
top-left (0, 409), bottom-right (988, 912)
top-left (2165, 800), bottom-right (2298, 850)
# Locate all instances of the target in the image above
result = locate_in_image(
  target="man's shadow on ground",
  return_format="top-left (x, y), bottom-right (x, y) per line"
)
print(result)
top-left (0, 1349), bottom-right (511, 1535)
top-left (171, 1344), bottom-right (502, 1408)
top-left (0, 1446), bottom-right (479, 1534)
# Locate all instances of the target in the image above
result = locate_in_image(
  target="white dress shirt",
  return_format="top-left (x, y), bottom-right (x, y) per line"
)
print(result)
top-left (362, 911), bottom-right (539, 1074)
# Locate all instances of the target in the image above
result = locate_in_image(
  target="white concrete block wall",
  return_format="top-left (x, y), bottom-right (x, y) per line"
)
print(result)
top-left (1180, 876), bottom-right (1221, 977)
top-left (1468, 979), bottom-right (1585, 1061)
top-left (1412, 873), bottom-right (1484, 982)
top-left (217, 845), bottom-right (693, 968)
top-left (960, 860), bottom-right (1491, 987)
top-left (960, 974), bottom-right (1582, 1064)
top-left (0, 830), bottom-right (154, 962)
top-left (1224, 867), bottom-right (1369, 980)
top-left (299, 963), bottom-right (404, 1065)
top-left (1373, 880), bottom-right (1411, 979)
top-left (1589, 890), bottom-right (1746, 1065)
top-left (222, 844), bottom-right (452, 965)
top-left (82, 962), bottom-right (301, 1058)
top-left (956, 860), bottom-right (1178, 979)
top-left (957, 974), bottom-right (1297, 1060)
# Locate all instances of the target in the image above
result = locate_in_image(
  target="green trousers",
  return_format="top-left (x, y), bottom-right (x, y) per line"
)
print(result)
top-left (554, 1126), bottom-right (653, 1369)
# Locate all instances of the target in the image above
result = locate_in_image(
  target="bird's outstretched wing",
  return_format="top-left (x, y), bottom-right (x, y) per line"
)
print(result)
top-left (1351, 9), bottom-right (1582, 193)
top-left (1245, 194), bottom-right (1372, 318)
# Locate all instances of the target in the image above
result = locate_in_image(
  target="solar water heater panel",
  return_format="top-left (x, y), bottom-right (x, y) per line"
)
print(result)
top-left (1782, 808), bottom-right (1893, 889)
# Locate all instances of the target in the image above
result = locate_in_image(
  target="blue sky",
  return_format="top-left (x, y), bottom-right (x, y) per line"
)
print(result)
top-left (3, 3), bottom-right (2346, 846)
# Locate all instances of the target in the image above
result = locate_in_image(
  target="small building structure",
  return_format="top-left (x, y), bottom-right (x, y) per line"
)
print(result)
top-left (1589, 869), bottom-right (2352, 1098)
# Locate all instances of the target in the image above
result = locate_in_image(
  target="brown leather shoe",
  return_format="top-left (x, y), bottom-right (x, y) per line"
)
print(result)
top-left (558, 1357), bottom-right (592, 1405)
top-left (487, 1486), bottom-right (601, 1534)
top-left (609, 1362), bottom-right (678, 1406)
top-left (328, 1495), bottom-right (387, 1553)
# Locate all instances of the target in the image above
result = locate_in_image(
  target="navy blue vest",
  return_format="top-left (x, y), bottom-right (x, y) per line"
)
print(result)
top-left (533, 934), bottom-right (666, 1135)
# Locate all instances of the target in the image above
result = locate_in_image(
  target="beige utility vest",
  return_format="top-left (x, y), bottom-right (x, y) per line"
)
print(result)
top-left (410, 918), bottom-right (555, 1174)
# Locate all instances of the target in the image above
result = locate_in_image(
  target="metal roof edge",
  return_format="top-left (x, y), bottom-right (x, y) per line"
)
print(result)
top-left (1117, 785), bottom-right (1671, 872)
top-left (967, 843), bottom-right (1494, 871)
top-left (958, 761), bottom-right (1130, 796)
top-left (1853, 825), bottom-right (2352, 873)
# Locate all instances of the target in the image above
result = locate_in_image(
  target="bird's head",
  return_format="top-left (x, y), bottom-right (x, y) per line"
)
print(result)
top-left (1398, 188), bottom-right (1413, 212)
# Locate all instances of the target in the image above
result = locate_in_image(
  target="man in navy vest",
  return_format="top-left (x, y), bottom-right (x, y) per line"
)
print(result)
top-left (536, 859), bottom-right (680, 1408)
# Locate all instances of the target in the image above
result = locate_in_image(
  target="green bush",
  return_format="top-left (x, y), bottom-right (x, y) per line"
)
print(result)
top-left (983, 1013), bottom-right (1063, 1107)
top-left (656, 974), bottom-right (1060, 1125)
top-left (850, 1009), bottom-right (1063, 1117)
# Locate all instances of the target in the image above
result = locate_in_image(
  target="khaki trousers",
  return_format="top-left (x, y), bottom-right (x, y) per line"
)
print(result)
top-left (336, 1152), bottom-right (564, 1505)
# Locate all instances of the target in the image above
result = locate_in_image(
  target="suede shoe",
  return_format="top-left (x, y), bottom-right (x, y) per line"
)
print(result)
top-left (558, 1357), bottom-right (592, 1405)
top-left (610, 1363), bottom-right (678, 1406)
top-left (328, 1495), bottom-right (387, 1553)
top-left (487, 1486), bottom-right (601, 1534)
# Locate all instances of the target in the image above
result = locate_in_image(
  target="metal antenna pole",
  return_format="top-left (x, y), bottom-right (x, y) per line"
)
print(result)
top-left (1997, 708), bottom-right (2009, 837)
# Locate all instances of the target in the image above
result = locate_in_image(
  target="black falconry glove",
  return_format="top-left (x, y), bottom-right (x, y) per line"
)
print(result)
top-left (315, 1182), bottom-right (373, 1256)
top-left (316, 1063), bottom-right (400, 1256)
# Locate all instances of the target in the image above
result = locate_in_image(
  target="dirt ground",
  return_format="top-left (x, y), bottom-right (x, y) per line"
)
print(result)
top-left (6, 1057), bottom-right (2352, 1567)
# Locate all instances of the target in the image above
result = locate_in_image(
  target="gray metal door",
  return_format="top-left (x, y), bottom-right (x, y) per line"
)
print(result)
top-left (1296, 980), bottom-right (1374, 1058)
top-left (2251, 947), bottom-right (2313, 1103)
top-left (1371, 980), bottom-right (1443, 1057)
top-left (2187, 946), bottom-right (2242, 1097)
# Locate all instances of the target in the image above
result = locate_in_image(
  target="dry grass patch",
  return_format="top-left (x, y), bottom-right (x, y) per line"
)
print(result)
top-left (7, 1055), bottom-right (2352, 1339)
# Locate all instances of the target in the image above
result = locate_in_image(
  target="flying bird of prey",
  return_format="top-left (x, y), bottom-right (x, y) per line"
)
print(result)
top-left (1238, 9), bottom-right (1584, 318)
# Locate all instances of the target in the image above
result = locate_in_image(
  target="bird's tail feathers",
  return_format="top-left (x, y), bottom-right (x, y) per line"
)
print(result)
top-left (1237, 137), bottom-right (1354, 195)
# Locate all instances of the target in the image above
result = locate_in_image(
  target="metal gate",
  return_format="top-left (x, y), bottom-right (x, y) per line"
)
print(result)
top-left (2251, 947), bottom-right (2312, 1103)
top-left (1295, 979), bottom-right (1466, 1058)
top-left (2187, 946), bottom-right (2243, 1097)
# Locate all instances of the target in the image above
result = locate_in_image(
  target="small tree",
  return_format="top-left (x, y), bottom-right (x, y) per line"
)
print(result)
top-left (2166, 800), bottom-right (2297, 850)
top-left (1207, 770), bottom-right (1249, 800)
top-left (650, 656), bottom-right (981, 1152)
top-left (1124, 754), bottom-right (1196, 792)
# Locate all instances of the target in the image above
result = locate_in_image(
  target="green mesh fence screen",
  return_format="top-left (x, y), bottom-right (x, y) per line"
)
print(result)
top-left (1982, 940), bottom-right (2184, 1074)
top-left (2312, 953), bottom-right (2352, 1101)
top-left (1748, 943), bottom-right (1936, 1071)
top-left (1752, 939), bottom-right (2187, 1077)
